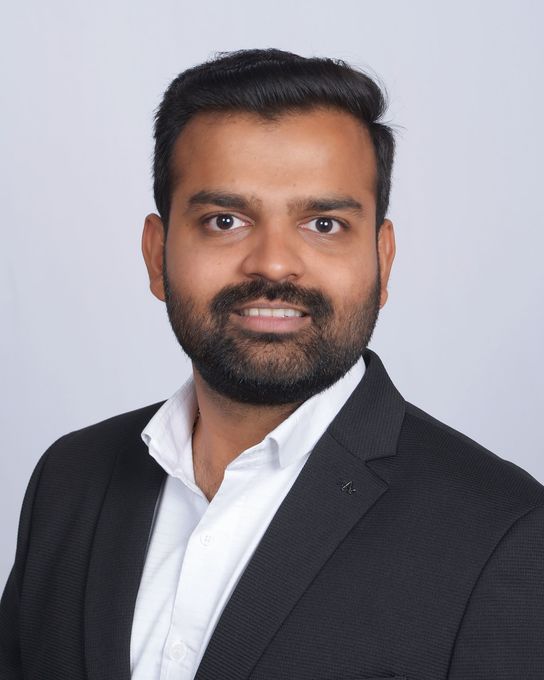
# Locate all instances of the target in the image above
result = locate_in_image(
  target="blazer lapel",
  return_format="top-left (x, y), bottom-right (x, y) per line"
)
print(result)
top-left (195, 349), bottom-right (406, 680)
top-left (84, 430), bottom-right (166, 680)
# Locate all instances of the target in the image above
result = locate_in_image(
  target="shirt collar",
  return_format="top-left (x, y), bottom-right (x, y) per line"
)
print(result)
top-left (142, 356), bottom-right (366, 475)
top-left (270, 356), bottom-right (366, 468)
top-left (141, 378), bottom-right (198, 479)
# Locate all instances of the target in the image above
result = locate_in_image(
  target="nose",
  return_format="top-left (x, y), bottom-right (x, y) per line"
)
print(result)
top-left (240, 222), bottom-right (305, 282)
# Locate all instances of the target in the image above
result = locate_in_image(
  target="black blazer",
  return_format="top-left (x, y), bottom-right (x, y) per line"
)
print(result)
top-left (1, 349), bottom-right (544, 680)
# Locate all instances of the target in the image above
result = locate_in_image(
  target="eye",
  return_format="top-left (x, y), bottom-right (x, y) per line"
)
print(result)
top-left (203, 213), bottom-right (249, 231)
top-left (301, 217), bottom-right (344, 234)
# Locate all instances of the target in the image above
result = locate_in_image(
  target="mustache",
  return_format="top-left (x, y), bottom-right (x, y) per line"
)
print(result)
top-left (209, 279), bottom-right (334, 321)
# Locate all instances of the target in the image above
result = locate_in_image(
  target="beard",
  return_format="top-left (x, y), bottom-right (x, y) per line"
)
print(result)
top-left (163, 263), bottom-right (381, 406)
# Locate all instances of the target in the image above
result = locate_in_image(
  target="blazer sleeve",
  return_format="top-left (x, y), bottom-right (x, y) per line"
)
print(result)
top-left (448, 504), bottom-right (544, 680)
top-left (0, 448), bottom-right (52, 679)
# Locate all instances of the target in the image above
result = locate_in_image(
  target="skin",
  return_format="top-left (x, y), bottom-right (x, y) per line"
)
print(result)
top-left (142, 108), bottom-right (396, 500)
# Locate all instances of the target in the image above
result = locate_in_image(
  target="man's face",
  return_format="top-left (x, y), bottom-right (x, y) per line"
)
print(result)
top-left (143, 108), bottom-right (395, 405)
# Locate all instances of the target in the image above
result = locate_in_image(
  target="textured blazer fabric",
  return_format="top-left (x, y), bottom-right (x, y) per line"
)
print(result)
top-left (1, 349), bottom-right (543, 680)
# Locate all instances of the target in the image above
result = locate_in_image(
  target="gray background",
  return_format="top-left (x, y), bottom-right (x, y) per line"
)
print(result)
top-left (1, 0), bottom-right (543, 586)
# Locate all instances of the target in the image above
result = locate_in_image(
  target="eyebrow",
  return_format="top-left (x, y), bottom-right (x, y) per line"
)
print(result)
top-left (187, 190), bottom-right (260, 211)
top-left (186, 190), bottom-right (364, 216)
top-left (288, 196), bottom-right (364, 216)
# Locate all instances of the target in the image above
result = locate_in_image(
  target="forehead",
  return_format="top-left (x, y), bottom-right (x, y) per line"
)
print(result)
top-left (170, 108), bottom-right (377, 202)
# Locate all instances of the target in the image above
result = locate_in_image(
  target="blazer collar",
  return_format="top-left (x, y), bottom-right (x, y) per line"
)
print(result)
top-left (329, 348), bottom-right (406, 462)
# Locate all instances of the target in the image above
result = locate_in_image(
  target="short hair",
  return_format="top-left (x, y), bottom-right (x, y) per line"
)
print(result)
top-left (153, 48), bottom-right (395, 230)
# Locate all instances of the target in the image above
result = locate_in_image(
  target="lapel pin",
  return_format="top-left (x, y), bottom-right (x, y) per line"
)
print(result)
top-left (341, 480), bottom-right (357, 495)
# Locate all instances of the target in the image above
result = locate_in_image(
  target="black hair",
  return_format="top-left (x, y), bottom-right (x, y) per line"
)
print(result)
top-left (153, 48), bottom-right (395, 230)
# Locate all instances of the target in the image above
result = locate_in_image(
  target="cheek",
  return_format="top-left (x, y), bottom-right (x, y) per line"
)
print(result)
top-left (166, 244), bottom-right (234, 302)
top-left (325, 255), bottom-right (378, 307)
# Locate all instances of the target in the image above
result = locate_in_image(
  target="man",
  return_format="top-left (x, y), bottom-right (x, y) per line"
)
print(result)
top-left (1, 48), bottom-right (543, 680)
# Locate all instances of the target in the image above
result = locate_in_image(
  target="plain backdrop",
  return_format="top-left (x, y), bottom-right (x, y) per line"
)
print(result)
top-left (1, 0), bottom-right (543, 586)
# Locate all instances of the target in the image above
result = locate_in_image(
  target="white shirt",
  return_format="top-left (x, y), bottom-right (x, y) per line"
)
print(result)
top-left (130, 357), bottom-right (366, 680)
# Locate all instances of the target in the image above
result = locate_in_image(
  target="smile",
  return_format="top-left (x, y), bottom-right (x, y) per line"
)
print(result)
top-left (231, 305), bottom-right (311, 333)
top-left (238, 308), bottom-right (305, 318)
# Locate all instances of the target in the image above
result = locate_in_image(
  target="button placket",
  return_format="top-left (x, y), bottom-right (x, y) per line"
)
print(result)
top-left (161, 452), bottom-right (267, 680)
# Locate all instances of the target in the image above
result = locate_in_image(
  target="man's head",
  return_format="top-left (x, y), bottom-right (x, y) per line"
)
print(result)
top-left (142, 49), bottom-right (396, 406)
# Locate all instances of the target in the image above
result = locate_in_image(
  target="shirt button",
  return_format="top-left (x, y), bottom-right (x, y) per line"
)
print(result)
top-left (200, 533), bottom-right (214, 547)
top-left (169, 640), bottom-right (187, 661)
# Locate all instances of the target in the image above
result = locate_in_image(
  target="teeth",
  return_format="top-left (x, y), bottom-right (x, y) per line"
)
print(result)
top-left (240, 308), bottom-right (304, 318)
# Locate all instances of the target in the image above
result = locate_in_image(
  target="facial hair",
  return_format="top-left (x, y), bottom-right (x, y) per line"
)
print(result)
top-left (163, 264), bottom-right (381, 406)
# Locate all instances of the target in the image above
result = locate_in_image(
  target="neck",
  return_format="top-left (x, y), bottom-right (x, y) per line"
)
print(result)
top-left (191, 367), bottom-right (302, 499)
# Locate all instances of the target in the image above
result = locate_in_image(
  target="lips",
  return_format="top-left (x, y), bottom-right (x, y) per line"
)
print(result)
top-left (229, 300), bottom-right (311, 334)
top-left (238, 307), bottom-right (305, 318)
top-left (233, 301), bottom-right (309, 317)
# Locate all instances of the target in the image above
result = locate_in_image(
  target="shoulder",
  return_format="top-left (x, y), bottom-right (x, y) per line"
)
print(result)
top-left (51, 401), bottom-right (165, 450)
top-left (12, 401), bottom-right (166, 559)
top-left (34, 401), bottom-right (165, 487)
top-left (372, 402), bottom-right (544, 584)
top-left (398, 401), bottom-right (544, 514)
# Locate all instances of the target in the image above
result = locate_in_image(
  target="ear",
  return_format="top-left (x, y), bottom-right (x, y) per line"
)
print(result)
top-left (142, 213), bottom-right (167, 301)
top-left (376, 219), bottom-right (396, 308)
